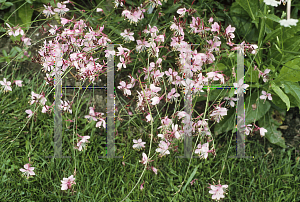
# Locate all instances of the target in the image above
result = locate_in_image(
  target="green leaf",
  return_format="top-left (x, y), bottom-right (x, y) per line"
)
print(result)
top-left (181, 165), bottom-right (199, 193)
top-left (17, 3), bottom-right (34, 30)
top-left (2, 49), bottom-right (7, 57)
top-left (164, 3), bottom-right (181, 14)
top-left (271, 81), bottom-right (290, 111)
top-left (236, 0), bottom-right (259, 28)
top-left (265, 14), bottom-right (281, 23)
top-left (214, 63), bottom-right (227, 72)
top-left (277, 80), bottom-right (300, 112)
top-left (229, 3), bottom-right (259, 43)
top-left (4, 2), bottom-right (13, 7)
top-left (278, 174), bottom-right (293, 177)
top-left (258, 109), bottom-right (286, 148)
top-left (245, 93), bottom-right (271, 125)
top-left (277, 58), bottom-right (300, 82)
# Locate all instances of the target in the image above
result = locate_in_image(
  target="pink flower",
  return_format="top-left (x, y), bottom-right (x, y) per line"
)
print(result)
top-left (25, 109), bottom-right (33, 118)
top-left (211, 22), bottom-right (220, 32)
top-left (146, 113), bottom-right (153, 122)
top-left (140, 181), bottom-right (145, 191)
top-left (195, 142), bottom-right (211, 159)
top-left (224, 97), bottom-right (238, 107)
top-left (190, 178), bottom-right (198, 185)
top-left (210, 107), bottom-right (228, 123)
top-left (132, 138), bottom-right (146, 150)
top-left (171, 123), bottom-right (181, 139)
top-left (42, 105), bottom-right (52, 114)
top-left (6, 23), bottom-right (15, 36)
top-left (117, 56), bottom-right (127, 71)
top-left (59, 100), bottom-right (72, 114)
top-left (208, 17), bottom-right (214, 23)
top-left (167, 88), bottom-right (180, 102)
top-left (0, 78), bottom-right (12, 92)
top-left (117, 81), bottom-right (132, 96)
top-left (96, 117), bottom-right (106, 129)
top-left (43, 5), bottom-right (55, 18)
top-left (177, 8), bottom-right (186, 17)
top-left (139, 153), bottom-right (150, 165)
top-left (208, 183), bottom-right (228, 200)
top-left (243, 124), bottom-right (252, 136)
top-left (233, 78), bottom-right (249, 94)
top-left (225, 25), bottom-right (235, 38)
top-left (21, 36), bottom-right (31, 46)
top-left (75, 135), bottom-right (90, 151)
top-left (150, 84), bottom-right (161, 93)
top-left (249, 44), bottom-right (258, 54)
top-left (30, 91), bottom-right (47, 105)
top-left (60, 18), bottom-right (71, 26)
top-left (120, 29), bottom-right (135, 43)
top-left (20, 163), bottom-right (35, 179)
top-left (96, 8), bottom-right (103, 12)
top-left (84, 107), bottom-right (99, 121)
top-left (156, 140), bottom-right (170, 157)
top-left (54, 3), bottom-right (69, 16)
top-left (260, 91), bottom-right (272, 101)
top-left (151, 166), bottom-right (158, 175)
top-left (14, 27), bottom-right (24, 36)
top-left (258, 69), bottom-right (270, 83)
top-left (61, 175), bottom-right (76, 190)
top-left (259, 127), bottom-right (267, 137)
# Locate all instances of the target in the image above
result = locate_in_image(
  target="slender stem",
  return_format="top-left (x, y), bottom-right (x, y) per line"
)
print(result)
top-left (287, 0), bottom-right (291, 20)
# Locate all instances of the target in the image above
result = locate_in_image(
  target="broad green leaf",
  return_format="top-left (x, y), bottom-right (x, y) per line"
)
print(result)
top-left (245, 93), bottom-right (271, 125)
top-left (258, 109), bottom-right (286, 148)
top-left (4, 2), bottom-right (13, 7)
top-left (236, 0), bottom-right (259, 28)
top-left (277, 58), bottom-right (300, 82)
top-left (215, 63), bottom-right (227, 72)
top-left (229, 3), bottom-right (259, 43)
top-left (271, 81), bottom-right (290, 111)
top-left (278, 80), bottom-right (300, 111)
top-left (17, 3), bottom-right (34, 30)
top-left (282, 36), bottom-right (300, 55)
top-left (271, 94), bottom-right (288, 110)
